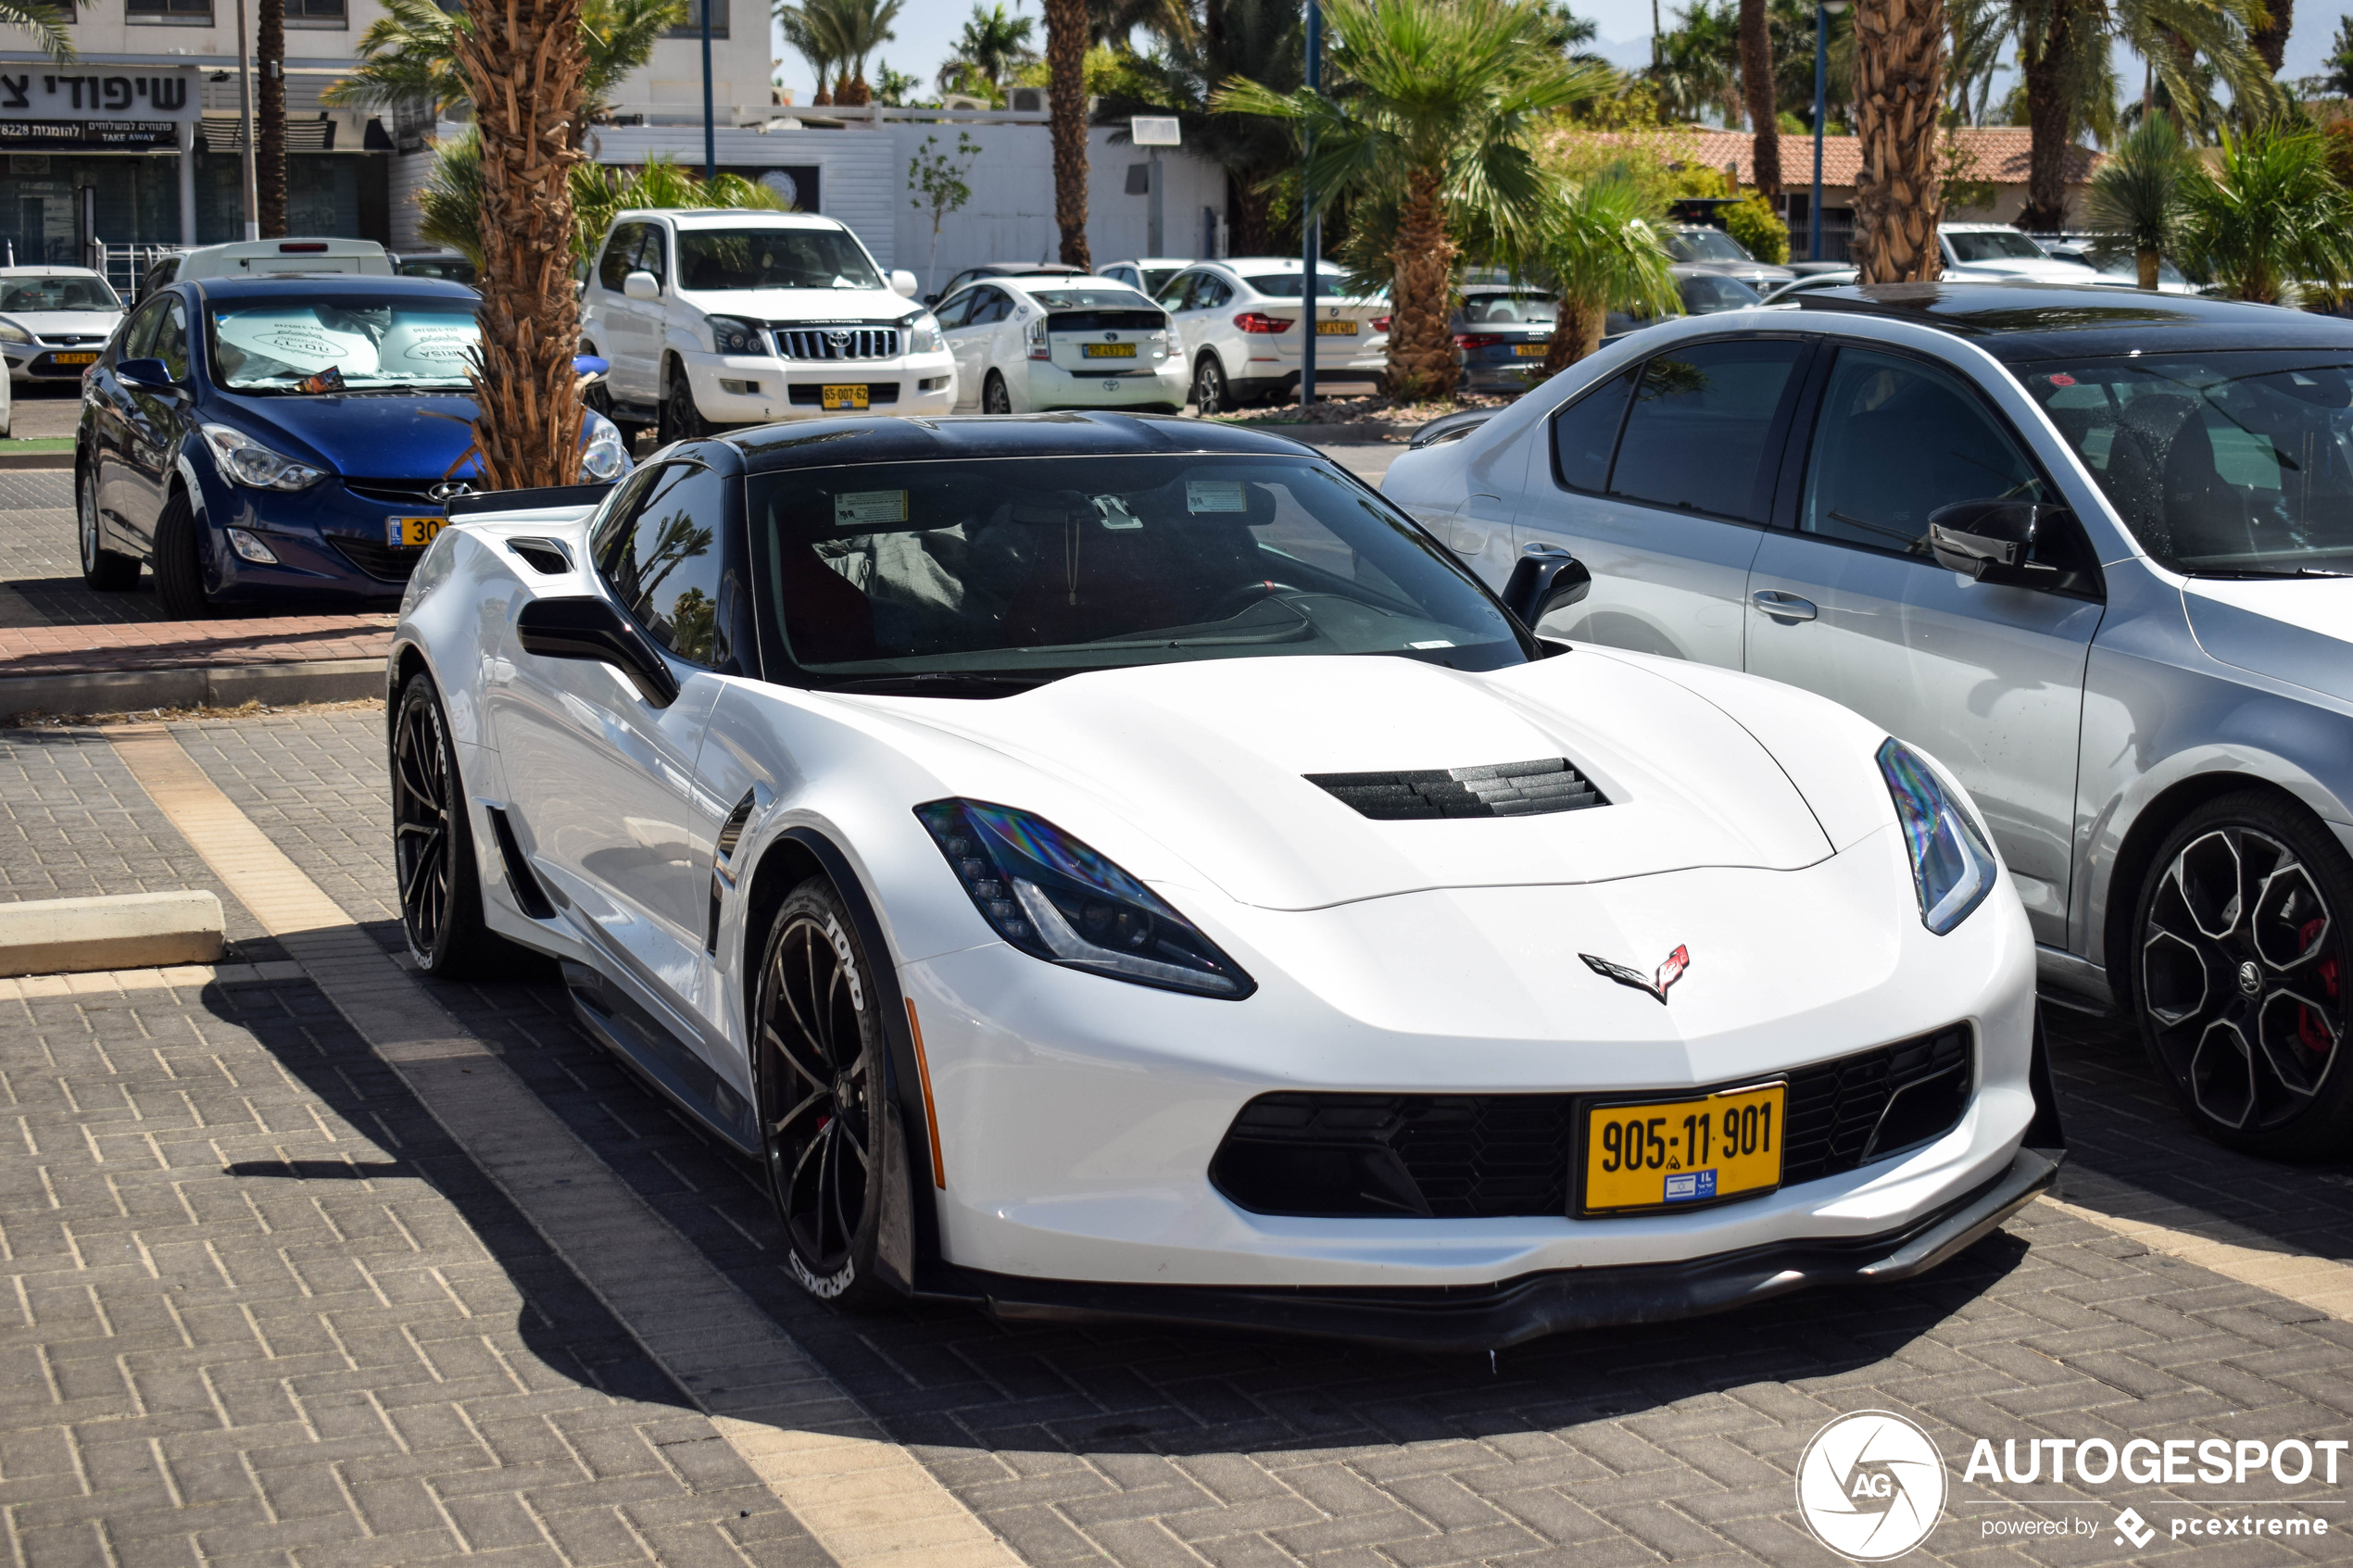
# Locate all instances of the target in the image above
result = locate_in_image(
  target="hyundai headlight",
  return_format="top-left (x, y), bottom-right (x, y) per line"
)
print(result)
top-left (201, 423), bottom-right (326, 490)
top-left (709, 315), bottom-right (765, 355)
top-left (917, 799), bottom-right (1254, 998)
top-left (903, 310), bottom-right (943, 353)
top-left (578, 408), bottom-right (630, 483)
top-left (1878, 738), bottom-right (1997, 934)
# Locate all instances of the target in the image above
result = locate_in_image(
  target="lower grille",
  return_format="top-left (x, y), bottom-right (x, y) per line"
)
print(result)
top-left (1210, 1024), bottom-right (1975, 1219)
top-left (786, 383), bottom-right (900, 407)
top-left (775, 325), bottom-right (900, 360)
top-left (329, 535), bottom-right (426, 583)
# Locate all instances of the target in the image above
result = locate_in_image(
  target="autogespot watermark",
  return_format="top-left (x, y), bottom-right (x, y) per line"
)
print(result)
top-left (1796, 1413), bottom-right (2345, 1561)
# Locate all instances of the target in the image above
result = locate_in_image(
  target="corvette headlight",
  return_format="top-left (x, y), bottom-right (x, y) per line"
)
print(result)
top-left (201, 423), bottom-right (326, 490)
top-left (578, 409), bottom-right (629, 483)
top-left (917, 798), bottom-right (1254, 998)
top-left (709, 315), bottom-right (766, 355)
top-left (902, 311), bottom-right (943, 353)
top-left (1879, 738), bottom-right (1996, 935)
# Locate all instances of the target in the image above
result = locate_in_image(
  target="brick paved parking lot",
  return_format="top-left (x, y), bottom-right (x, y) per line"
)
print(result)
top-left (10, 709), bottom-right (2353, 1568)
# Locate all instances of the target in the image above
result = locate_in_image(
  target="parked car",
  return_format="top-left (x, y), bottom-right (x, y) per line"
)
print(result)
top-left (387, 409), bottom-right (2057, 1341)
top-left (1936, 224), bottom-right (2106, 284)
top-left (1660, 225), bottom-right (1796, 293)
top-left (75, 273), bottom-right (629, 617)
top-left (0, 266), bottom-right (123, 386)
top-left (1384, 280), bottom-right (2353, 1159)
top-left (2039, 238), bottom-right (2202, 295)
top-left (139, 238), bottom-right (395, 299)
top-left (1604, 267), bottom-right (1766, 337)
top-left (927, 261), bottom-right (1091, 307)
top-left (934, 275), bottom-right (1187, 414)
top-left (578, 209), bottom-right (951, 442)
top-left (1452, 286), bottom-right (1558, 393)
top-left (1153, 257), bottom-right (1389, 413)
top-left (1096, 257), bottom-right (1191, 298)
top-left (394, 251), bottom-right (479, 286)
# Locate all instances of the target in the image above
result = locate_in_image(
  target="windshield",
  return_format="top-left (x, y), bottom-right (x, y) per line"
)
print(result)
top-left (750, 455), bottom-right (1527, 690)
top-left (1681, 274), bottom-right (1763, 313)
top-left (208, 298), bottom-right (477, 391)
top-left (1459, 292), bottom-right (1557, 326)
top-left (1139, 266), bottom-right (1182, 295)
top-left (1028, 287), bottom-right (1160, 311)
top-left (1665, 229), bottom-right (1753, 263)
top-left (1947, 230), bottom-right (2049, 262)
top-left (1242, 270), bottom-right (1357, 298)
top-left (676, 227), bottom-right (882, 291)
top-left (2022, 353), bottom-right (2353, 575)
top-left (0, 273), bottom-right (120, 312)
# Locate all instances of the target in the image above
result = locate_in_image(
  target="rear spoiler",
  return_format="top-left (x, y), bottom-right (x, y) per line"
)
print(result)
top-left (447, 483), bottom-right (615, 518)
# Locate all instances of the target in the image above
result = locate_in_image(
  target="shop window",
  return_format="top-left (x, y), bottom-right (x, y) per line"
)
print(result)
top-left (285, 0), bottom-right (346, 28)
top-left (666, 0), bottom-right (727, 37)
top-left (127, 0), bottom-right (213, 25)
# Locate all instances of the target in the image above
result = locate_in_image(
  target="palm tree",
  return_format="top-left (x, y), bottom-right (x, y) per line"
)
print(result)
top-left (2178, 120), bottom-right (2353, 304)
top-left (2085, 111), bottom-right (2197, 287)
top-left (1653, 0), bottom-right (1743, 124)
top-left (1, 0), bottom-right (72, 63)
top-left (452, 0), bottom-right (589, 491)
top-left (1216, 0), bottom-right (1612, 399)
top-left (937, 2), bottom-right (1038, 93)
top-left (1046, 0), bottom-right (1091, 266)
top-left (1739, 0), bottom-right (1780, 193)
top-left (1944, 0), bottom-right (2004, 122)
top-left (418, 136), bottom-right (788, 268)
top-left (812, 0), bottom-right (904, 104)
top-left (777, 1), bottom-right (844, 101)
top-left (1531, 173), bottom-right (1681, 370)
top-left (259, 0), bottom-right (286, 236)
top-left (1849, 0), bottom-right (1944, 282)
top-left (327, 0), bottom-right (681, 145)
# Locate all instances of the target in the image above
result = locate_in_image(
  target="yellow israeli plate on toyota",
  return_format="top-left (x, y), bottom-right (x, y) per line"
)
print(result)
top-left (1082, 343), bottom-right (1137, 358)
top-left (822, 384), bottom-right (869, 411)
top-left (386, 515), bottom-right (446, 549)
top-left (1580, 1083), bottom-right (1785, 1215)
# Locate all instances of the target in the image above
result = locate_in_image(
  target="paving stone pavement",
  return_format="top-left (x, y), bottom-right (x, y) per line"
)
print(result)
top-left (14, 709), bottom-right (2353, 1567)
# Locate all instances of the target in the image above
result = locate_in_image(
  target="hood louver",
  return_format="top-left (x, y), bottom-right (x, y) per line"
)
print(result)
top-left (1307, 758), bottom-right (1609, 821)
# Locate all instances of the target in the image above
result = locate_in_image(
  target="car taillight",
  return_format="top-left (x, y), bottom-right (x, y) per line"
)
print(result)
top-left (1026, 317), bottom-right (1049, 360)
top-left (1454, 333), bottom-right (1504, 348)
top-left (1234, 312), bottom-right (1294, 334)
top-left (1371, 315), bottom-right (1391, 333)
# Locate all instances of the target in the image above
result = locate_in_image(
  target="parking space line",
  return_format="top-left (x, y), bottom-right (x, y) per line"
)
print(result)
top-left (107, 721), bottom-right (1023, 1568)
top-left (2050, 1166), bottom-right (2353, 1321)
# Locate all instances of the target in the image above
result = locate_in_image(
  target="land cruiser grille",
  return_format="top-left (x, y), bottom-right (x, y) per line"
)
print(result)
top-left (774, 325), bottom-right (900, 360)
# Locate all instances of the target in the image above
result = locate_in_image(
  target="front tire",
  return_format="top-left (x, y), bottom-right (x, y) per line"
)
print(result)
top-left (391, 671), bottom-right (514, 978)
top-left (658, 360), bottom-right (709, 445)
top-left (152, 490), bottom-right (210, 619)
top-left (754, 878), bottom-right (898, 1310)
top-left (982, 371), bottom-right (1012, 415)
top-left (78, 466), bottom-right (138, 590)
top-left (2132, 789), bottom-right (2353, 1159)
top-left (1192, 356), bottom-right (1227, 418)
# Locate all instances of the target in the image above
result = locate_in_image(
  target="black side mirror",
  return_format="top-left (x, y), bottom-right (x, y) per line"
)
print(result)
top-left (1927, 499), bottom-right (2073, 587)
top-left (117, 357), bottom-right (175, 390)
top-left (515, 596), bottom-right (680, 707)
top-left (1500, 545), bottom-right (1592, 631)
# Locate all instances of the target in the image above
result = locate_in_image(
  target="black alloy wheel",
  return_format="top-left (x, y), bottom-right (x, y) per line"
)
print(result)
top-left (2134, 790), bottom-right (2353, 1158)
top-left (1192, 356), bottom-right (1226, 417)
top-left (982, 371), bottom-right (1013, 414)
top-left (77, 465), bottom-right (137, 590)
top-left (659, 362), bottom-right (710, 445)
top-left (755, 878), bottom-right (895, 1308)
top-left (151, 490), bottom-right (210, 619)
top-left (390, 672), bottom-right (507, 977)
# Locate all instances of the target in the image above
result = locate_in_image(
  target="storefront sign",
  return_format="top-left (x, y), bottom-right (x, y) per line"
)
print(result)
top-left (0, 119), bottom-right (179, 150)
top-left (0, 71), bottom-right (198, 119)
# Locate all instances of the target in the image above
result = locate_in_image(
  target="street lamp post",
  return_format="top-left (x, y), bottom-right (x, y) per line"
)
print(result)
top-left (1810, 0), bottom-right (1846, 263)
top-left (1301, 0), bottom-right (1321, 408)
top-left (702, 0), bottom-right (716, 181)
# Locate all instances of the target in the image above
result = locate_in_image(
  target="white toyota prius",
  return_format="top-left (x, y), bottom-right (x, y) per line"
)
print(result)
top-left (387, 412), bottom-right (2060, 1348)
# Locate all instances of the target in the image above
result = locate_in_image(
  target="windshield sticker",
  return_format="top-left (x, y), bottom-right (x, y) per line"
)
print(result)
top-left (1093, 495), bottom-right (1144, 531)
top-left (836, 489), bottom-right (909, 526)
top-left (1187, 480), bottom-right (1245, 513)
top-left (377, 315), bottom-right (479, 377)
top-left (214, 310), bottom-right (379, 375)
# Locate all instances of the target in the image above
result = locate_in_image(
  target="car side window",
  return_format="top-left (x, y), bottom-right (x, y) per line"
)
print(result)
top-left (1799, 346), bottom-right (2050, 557)
top-left (1157, 272), bottom-right (1195, 311)
top-left (634, 225), bottom-right (669, 288)
top-left (1607, 340), bottom-right (1808, 524)
top-left (119, 296), bottom-right (167, 362)
top-left (149, 298), bottom-right (190, 382)
top-left (596, 462), bottom-right (729, 667)
top-left (598, 223), bottom-right (644, 291)
top-left (932, 290), bottom-right (973, 329)
top-left (1551, 369), bottom-right (1636, 493)
top-left (1195, 276), bottom-right (1231, 310)
top-left (974, 287), bottom-right (1011, 326)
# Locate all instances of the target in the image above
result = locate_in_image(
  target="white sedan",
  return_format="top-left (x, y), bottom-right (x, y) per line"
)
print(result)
top-left (935, 276), bottom-right (1188, 414)
top-left (387, 412), bottom-right (2060, 1346)
top-left (0, 266), bottom-right (121, 391)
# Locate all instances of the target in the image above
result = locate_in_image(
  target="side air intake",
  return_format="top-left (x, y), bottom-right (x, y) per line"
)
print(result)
top-left (1306, 758), bottom-right (1608, 821)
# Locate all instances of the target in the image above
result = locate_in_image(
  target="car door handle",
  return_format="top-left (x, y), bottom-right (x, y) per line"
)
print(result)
top-left (1752, 590), bottom-right (1818, 622)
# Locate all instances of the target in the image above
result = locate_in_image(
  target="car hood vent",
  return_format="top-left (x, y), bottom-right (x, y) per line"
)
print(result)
top-left (1306, 758), bottom-right (1608, 821)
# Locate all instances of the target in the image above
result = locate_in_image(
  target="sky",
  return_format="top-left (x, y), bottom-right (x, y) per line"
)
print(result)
top-left (768, 0), bottom-right (2347, 115)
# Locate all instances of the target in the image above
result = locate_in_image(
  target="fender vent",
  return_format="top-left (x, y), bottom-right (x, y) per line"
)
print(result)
top-left (1307, 758), bottom-right (1607, 821)
top-left (507, 537), bottom-right (573, 574)
top-left (485, 807), bottom-right (558, 920)
top-left (707, 790), bottom-right (759, 955)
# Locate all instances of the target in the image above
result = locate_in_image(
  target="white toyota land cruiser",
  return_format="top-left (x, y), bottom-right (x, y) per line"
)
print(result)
top-left (580, 209), bottom-right (957, 439)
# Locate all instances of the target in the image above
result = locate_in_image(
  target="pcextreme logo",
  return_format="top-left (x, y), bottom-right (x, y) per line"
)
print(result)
top-left (1796, 1411), bottom-right (1948, 1562)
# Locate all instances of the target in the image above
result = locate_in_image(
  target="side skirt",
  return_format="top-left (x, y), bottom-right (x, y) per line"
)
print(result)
top-left (560, 960), bottom-right (760, 1156)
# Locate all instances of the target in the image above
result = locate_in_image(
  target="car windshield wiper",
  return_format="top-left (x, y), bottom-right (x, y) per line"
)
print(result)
top-left (825, 672), bottom-right (1052, 695)
top-left (2187, 565), bottom-right (2351, 579)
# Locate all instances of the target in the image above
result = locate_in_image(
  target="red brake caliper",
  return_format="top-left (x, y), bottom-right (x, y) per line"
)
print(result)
top-left (2298, 917), bottom-right (2338, 1054)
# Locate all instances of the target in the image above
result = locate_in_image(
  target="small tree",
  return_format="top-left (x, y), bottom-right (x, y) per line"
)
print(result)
top-left (909, 132), bottom-right (981, 294)
top-left (2180, 120), bottom-right (2353, 306)
top-left (1532, 174), bottom-right (1681, 371)
top-left (2084, 112), bottom-right (2196, 291)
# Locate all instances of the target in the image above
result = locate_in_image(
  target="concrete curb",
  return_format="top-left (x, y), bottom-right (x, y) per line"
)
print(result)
top-left (0, 448), bottom-right (74, 470)
top-left (0, 656), bottom-right (384, 719)
top-left (0, 889), bottom-right (225, 976)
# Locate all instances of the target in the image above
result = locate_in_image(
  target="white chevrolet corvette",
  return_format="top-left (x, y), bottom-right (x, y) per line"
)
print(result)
top-left (388, 413), bottom-right (2061, 1348)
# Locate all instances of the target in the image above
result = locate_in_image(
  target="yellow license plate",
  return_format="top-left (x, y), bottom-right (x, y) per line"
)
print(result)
top-left (821, 384), bottom-right (869, 410)
top-left (386, 515), bottom-right (446, 549)
top-left (1082, 343), bottom-right (1138, 358)
top-left (1581, 1083), bottom-right (1785, 1214)
top-left (1315, 320), bottom-right (1357, 335)
top-left (51, 351), bottom-right (96, 366)
top-left (1515, 344), bottom-right (1548, 358)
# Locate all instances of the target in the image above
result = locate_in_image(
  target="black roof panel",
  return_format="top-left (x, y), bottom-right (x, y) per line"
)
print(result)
top-left (1787, 280), bottom-right (2353, 361)
top-left (727, 411), bottom-right (1321, 473)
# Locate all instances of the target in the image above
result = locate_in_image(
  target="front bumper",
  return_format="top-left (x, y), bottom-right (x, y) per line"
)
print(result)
top-left (7, 344), bottom-right (103, 380)
top-left (683, 349), bottom-right (957, 423)
top-left (939, 1144), bottom-right (2060, 1350)
top-left (1026, 358), bottom-right (1189, 411)
top-left (194, 462), bottom-right (460, 603)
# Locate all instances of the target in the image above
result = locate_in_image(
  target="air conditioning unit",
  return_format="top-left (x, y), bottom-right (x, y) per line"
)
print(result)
top-left (1010, 87), bottom-right (1045, 112)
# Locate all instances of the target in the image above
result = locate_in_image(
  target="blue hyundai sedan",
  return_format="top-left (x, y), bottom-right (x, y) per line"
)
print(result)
top-left (75, 273), bottom-right (631, 616)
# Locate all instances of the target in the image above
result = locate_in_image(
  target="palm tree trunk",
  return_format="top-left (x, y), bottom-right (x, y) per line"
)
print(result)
top-left (455, 0), bottom-right (588, 490)
top-left (1387, 169), bottom-right (1458, 400)
top-left (1229, 170), bottom-right (1272, 255)
top-left (2019, 0), bottom-right (2077, 231)
top-left (2136, 248), bottom-right (2158, 289)
top-left (1540, 296), bottom-right (1605, 376)
top-left (2249, 0), bottom-right (2290, 74)
top-left (258, 0), bottom-right (286, 237)
top-left (1044, 0), bottom-right (1090, 268)
top-left (1739, 0), bottom-right (1781, 196)
top-left (1851, 0), bottom-right (1945, 282)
